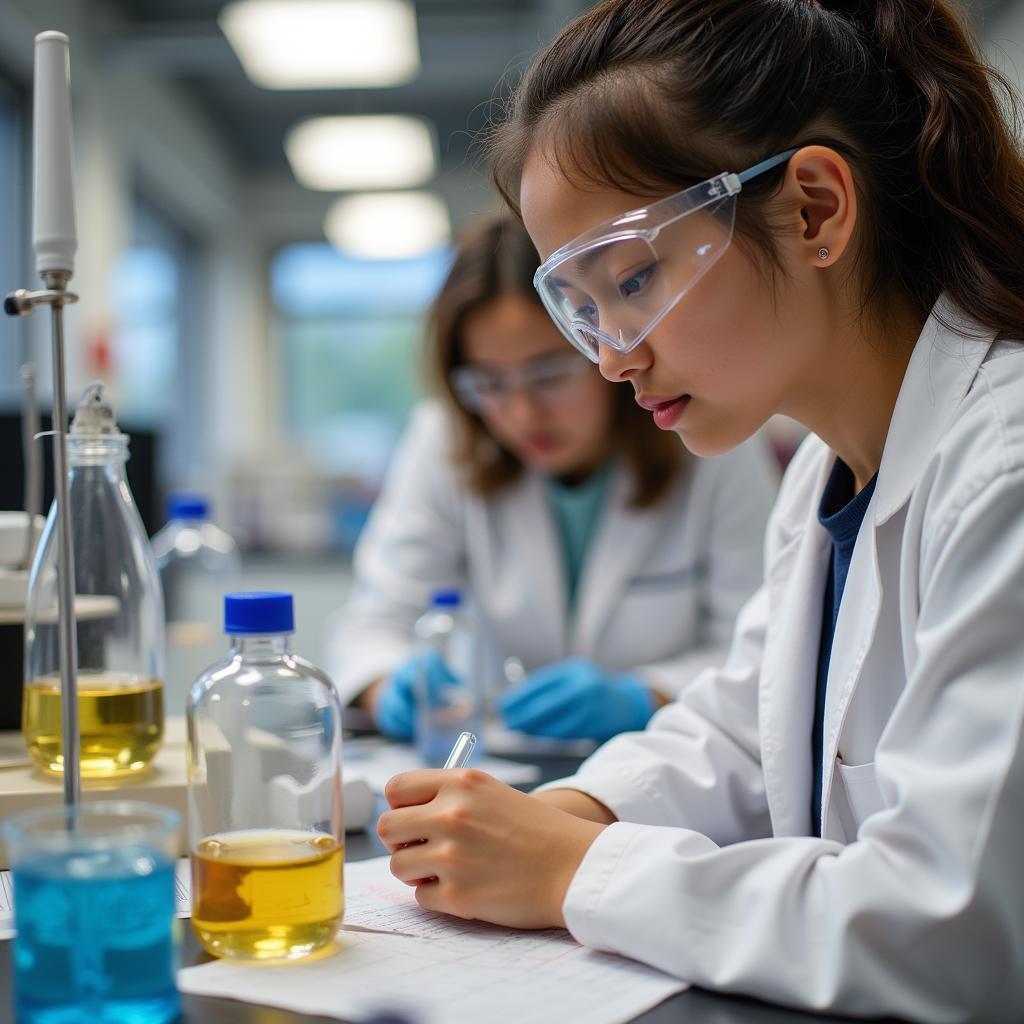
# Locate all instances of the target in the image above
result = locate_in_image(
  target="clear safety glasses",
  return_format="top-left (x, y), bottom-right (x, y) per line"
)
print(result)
top-left (533, 149), bottom-right (797, 362)
top-left (450, 351), bottom-right (593, 412)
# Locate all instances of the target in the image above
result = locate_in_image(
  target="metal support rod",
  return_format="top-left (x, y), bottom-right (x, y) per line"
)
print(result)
top-left (46, 275), bottom-right (80, 808)
top-left (6, 279), bottom-right (81, 807)
top-left (21, 363), bottom-right (41, 571)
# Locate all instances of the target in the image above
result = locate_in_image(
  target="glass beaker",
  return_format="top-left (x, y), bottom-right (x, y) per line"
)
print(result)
top-left (1, 800), bottom-right (180, 1024)
top-left (23, 384), bottom-right (165, 778)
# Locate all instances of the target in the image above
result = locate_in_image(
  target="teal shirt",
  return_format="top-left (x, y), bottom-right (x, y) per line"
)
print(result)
top-left (543, 461), bottom-right (615, 611)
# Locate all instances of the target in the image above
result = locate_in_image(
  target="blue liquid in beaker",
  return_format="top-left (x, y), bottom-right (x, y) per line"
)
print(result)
top-left (12, 847), bottom-right (179, 1024)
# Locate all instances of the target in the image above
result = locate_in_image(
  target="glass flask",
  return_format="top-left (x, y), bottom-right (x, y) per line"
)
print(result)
top-left (187, 591), bottom-right (344, 961)
top-left (23, 383), bottom-right (165, 778)
top-left (151, 492), bottom-right (241, 716)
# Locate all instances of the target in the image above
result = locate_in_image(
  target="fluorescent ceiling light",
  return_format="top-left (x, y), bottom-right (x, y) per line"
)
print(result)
top-left (219, 0), bottom-right (420, 89)
top-left (324, 192), bottom-right (451, 260)
top-left (285, 115), bottom-right (436, 190)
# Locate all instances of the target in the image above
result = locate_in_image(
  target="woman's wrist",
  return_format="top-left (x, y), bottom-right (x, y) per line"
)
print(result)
top-left (531, 790), bottom-right (615, 925)
top-left (649, 685), bottom-right (671, 709)
top-left (355, 676), bottom-right (387, 714)
top-left (548, 815), bottom-right (608, 927)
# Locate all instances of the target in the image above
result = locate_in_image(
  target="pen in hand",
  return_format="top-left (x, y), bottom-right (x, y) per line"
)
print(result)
top-left (386, 733), bottom-right (477, 880)
top-left (443, 731), bottom-right (477, 769)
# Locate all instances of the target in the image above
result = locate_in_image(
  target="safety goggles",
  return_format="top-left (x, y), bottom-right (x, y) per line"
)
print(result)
top-left (533, 150), bottom-right (797, 362)
top-left (450, 351), bottom-right (593, 412)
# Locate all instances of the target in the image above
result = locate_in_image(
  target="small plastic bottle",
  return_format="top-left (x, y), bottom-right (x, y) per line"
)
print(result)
top-left (187, 591), bottom-right (344, 961)
top-left (413, 589), bottom-right (484, 767)
top-left (151, 492), bottom-right (241, 715)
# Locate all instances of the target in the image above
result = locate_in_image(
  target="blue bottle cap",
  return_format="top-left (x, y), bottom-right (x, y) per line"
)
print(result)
top-left (224, 592), bottom-right (294, 635)
top-left (167, 492), bottom-right (209, 521)
top-left (431, 589), bottom-right (461, 608)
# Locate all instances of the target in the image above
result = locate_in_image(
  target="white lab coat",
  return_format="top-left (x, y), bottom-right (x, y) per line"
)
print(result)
top-left (327, 401), bottom-right (778, 707)
top-left (541, 297), bottom-right (1024, 1021)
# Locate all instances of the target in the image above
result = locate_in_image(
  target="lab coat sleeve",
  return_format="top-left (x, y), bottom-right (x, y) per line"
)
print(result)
top-left (324, 403), bottom-right (467, 708)
top-left (560, 466), bottom-right (1024, 1022)
top-left (634, 437), bottom-right (779, 697)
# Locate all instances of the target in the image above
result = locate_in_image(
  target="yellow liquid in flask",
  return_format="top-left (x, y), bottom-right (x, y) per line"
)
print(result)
top-left (191, 830), bottom-right (345, 960)
top-left (22, 672), bottom-right (164, 777)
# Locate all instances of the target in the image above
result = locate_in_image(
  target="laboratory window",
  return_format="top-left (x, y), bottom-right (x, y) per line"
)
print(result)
top-left (267, 242), bottom-right (451, 551)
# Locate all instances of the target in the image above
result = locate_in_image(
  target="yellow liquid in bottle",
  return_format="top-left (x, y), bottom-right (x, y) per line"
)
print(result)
top-left (191, 830), bottom-right (345, 961)
top-left (22, 673), bottom-right (164, 778)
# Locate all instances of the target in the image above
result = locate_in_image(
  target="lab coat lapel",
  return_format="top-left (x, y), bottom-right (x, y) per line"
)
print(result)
top-left (818, 298), bottom-right (995, 831)
top-left (817, 514), bottom-right (882, 835)
top-left (571, 465), bottom-right (653, 654)
top-left (759, 462), bottom-right (833, 837)
top-left (871, 296), bottom-right (993, 525)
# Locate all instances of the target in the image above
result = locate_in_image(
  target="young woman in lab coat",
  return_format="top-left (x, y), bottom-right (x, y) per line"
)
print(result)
top-left (378, 1), bottom-right (1024, 1019)
top-left (330, 213), bottom-right (778, 741)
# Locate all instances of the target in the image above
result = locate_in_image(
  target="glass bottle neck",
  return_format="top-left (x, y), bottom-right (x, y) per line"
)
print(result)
top-left (67, 434), bottom-right (130, 469)
top-left (229, 634), bottom-right (292, 658)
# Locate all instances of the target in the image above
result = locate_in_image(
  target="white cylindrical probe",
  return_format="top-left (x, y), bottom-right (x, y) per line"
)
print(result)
top-left (32, 31), bottom-right (77, 279)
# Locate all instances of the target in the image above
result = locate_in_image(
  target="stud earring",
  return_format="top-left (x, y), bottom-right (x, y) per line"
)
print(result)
top-left (818, 247), bottom-right (830, 261)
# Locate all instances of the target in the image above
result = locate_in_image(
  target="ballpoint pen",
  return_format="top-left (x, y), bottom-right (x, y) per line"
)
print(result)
top-left (443, 731), bottom-right (477, 769)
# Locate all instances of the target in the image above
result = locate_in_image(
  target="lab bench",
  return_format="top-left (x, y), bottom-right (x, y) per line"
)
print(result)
top-left (0, 749), bottom-right (870, 1024)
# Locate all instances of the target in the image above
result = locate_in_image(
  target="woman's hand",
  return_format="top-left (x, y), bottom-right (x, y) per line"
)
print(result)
top-left (498, 658), bottom-right (655, 741)
top-left (378, 769), bottom-right (608, 929)
top-left (369, 651), bottom-right (459, 739)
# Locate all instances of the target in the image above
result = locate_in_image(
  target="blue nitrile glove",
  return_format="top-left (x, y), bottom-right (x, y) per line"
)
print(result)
top-left (373, 650), bottom-right (458, 740)
top-left (497, 658), bottom-right (655, 742)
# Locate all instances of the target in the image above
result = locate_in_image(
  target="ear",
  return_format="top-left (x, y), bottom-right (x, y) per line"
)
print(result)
top-left (778, 146), bottom-right (857, 268)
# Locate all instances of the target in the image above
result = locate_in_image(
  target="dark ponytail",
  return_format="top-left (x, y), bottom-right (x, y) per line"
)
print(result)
top-left (489, 0), bottom-right (1024, 341)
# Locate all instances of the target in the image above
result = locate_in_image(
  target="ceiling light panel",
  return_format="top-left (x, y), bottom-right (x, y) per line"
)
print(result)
top-left (285, 115), bottom-right (437, 191)
top-left (219, 0), bottom-right (420, 90)
top-left (324, 192), bottom-right (451, 260)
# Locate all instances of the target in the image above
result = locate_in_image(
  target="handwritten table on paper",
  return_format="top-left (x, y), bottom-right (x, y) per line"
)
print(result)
top-left (177, 856), bottom-right (688, 1024)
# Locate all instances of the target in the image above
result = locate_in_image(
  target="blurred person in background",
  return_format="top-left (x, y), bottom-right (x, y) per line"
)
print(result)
top-left (327, 213), bottom-right (778, 743)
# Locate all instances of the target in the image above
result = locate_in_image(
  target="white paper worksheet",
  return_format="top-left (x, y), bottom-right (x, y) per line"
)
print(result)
top-left (177, 855), bottom-right (689, 1024)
